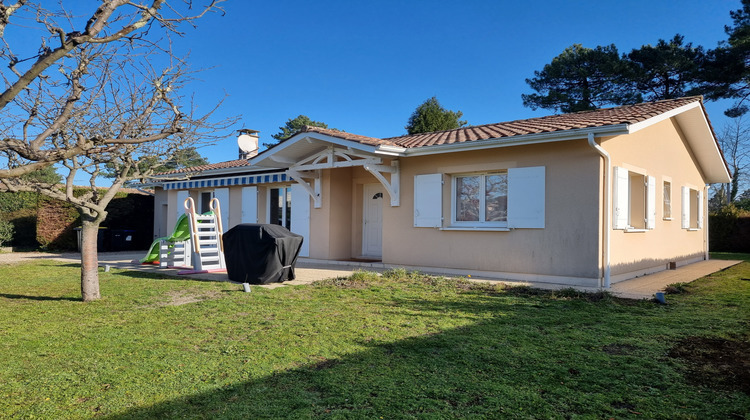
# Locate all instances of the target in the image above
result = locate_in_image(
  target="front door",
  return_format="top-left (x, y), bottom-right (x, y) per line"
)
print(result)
top-left (362, 183), bottom-right (384, 258)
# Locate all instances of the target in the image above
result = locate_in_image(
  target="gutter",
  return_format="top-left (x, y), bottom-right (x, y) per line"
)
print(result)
top-left (587, 132), bottom-right (611, 289)
top-left (134, 187), bottom-right (154, 196)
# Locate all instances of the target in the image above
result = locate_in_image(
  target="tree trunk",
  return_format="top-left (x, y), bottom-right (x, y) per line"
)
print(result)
top-left (80, 216), bottom-right (103, 302)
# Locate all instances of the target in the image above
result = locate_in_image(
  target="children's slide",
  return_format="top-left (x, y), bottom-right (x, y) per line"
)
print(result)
top-left (139, 214), bottom-right (192, 264)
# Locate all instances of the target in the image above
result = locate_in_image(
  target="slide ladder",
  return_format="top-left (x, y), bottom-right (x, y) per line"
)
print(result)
top-left (184, 197), bottom-right (226, 273)
top-left (159, 238), bottom-right (191, 268)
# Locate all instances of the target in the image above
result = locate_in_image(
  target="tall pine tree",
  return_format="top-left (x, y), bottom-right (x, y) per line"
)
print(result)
top-left (700, 0), bottom-right (750, 117)
top-left (267, 115), bottom-right (329, 147)
top-left (522, 44), bottom-right (639, 113)
top-left (405, 97), bottom-right (467, 134)
top-left (627, 35), bottom-right (704, 101)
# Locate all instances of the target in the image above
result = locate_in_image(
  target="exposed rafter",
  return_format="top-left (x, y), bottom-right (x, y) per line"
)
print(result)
top-left (363, 160), bottom-right (400, 206)
top-left (286, 169), bottom-right (321, 208)
top-left (285, 146), bottom-right (401, 207)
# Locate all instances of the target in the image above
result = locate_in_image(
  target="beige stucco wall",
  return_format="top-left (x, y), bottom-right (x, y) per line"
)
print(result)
top-left (309, 168), bottom-right (357, 259)
top-left (604, 118), bottom-right (708, 278)
top-left (382, 140), bottom-right (601, 281)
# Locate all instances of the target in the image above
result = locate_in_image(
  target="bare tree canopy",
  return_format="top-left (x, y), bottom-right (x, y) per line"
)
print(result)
top-left (0, 1), bottom-right (234, 301)
top-left (0, 0), bottom-right (226, 180)
top-left (717, 117), bottom-right (750, 203)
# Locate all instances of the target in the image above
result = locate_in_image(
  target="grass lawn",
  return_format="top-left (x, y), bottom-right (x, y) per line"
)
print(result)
top-left (0, 261), bottom-right (748, 419)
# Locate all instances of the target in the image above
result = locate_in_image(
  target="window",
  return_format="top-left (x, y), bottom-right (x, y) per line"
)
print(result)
top-left (663, 181), bottom-right (672, 219)
top-left (613, 166), bottom-right (655, 230)
top-left (269, 187), bottom-right (292, 230)
top-left (414, 166), bottom-right (545, 230)
top-left (200, 191), bottom-right (213, 214)
top-left (452, 172), bottom-right (508, 226)
top-left (629, 172), bottom-right (647, 229)
top-left (681, 186), bottom-right (703, 230)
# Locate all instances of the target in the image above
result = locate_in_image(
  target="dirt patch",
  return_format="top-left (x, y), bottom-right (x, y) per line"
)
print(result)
top-left (668, 335), bottom-right (750, 395)
top-left (602, 343), bottom-right (640, 356)
top-left (144, 289), bottom-right (221, 308)
top-left (315, 275), bottom-right (373, 289)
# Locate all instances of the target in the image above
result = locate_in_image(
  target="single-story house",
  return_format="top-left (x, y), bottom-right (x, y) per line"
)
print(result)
top-left (149, 96), bottom-right (730, 288)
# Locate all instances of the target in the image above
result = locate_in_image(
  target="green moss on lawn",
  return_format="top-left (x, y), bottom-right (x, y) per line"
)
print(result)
top-left (0, 260), bottom-right (748, 419)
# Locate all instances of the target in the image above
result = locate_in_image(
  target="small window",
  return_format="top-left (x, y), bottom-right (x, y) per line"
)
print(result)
top-left (681, 186), bottom-right (703, 230)
top-left (270, 187), bottom-right (292, 230)
top-left (629, 172), bottom-right (646, 229)
top-left (452, 172), bottom-right (507, 226)
top-left (663, 181), bottom-right (672, 219)
top-left (690, 189), bottom-right (700, 229)
top-left (613, 167), bottom-right (655, 230)
top-left (200, 192), bottom-right (213, 214)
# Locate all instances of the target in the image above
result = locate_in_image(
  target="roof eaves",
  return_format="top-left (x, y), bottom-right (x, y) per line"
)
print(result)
top-left (251, 131), bottom-right (395, 168)
top-left (626, 101), bottom-right (702, 134)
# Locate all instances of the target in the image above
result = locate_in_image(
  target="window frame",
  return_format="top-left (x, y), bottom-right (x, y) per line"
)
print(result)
top-left (200, 191), bottom-right (214, 214)
top-left (613, 166), bottom-right (655, 231)
top-left (628, 172), bottom-right (647, 230)
top-left (450, 171), bottom-right (508, 228)
top-left (681, 185), bottom-right (703, 231)
top-left (268, 185), bottom-right (293, 230)
top-left (663, 179), bottom-right (672, 220)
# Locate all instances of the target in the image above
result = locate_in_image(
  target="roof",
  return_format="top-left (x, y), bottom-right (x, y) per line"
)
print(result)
top-left (293, 126), bottom-right (397, 146)
top-left (161, 96), bottom-right (729, 183)
top-left (155, 159), bottom-right (253, 176)
top-left (386, 96), bottom-right (704, 148)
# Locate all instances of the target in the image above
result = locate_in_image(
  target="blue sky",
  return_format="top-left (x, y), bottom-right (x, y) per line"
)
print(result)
top-left (149, 0), bottom-right (743, 164)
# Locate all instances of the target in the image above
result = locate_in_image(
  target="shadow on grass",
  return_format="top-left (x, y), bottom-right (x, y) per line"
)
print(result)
top-left (110, 269), bottom-right (232, 284)
top-left (101, 288), bottom-right (746, 419)
top-left (0, 293), bottom-right (79, 302)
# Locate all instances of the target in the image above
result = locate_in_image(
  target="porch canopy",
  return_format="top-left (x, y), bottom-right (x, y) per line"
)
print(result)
top-left (250, 126), bottom-right (406, 207)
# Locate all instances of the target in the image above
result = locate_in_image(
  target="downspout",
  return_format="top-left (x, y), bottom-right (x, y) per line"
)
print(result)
top-left (704, 184), bottom-right (709, 261)
top-left (587, 133), bottom-right (611, 289)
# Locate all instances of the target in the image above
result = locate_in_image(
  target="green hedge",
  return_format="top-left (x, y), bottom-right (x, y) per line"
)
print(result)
top-left (709, 206), bottom-right (750, 253)
top-left (0, 192), bottom-right (42, 249)
top-left (0, 190), bottom-right (153, 251)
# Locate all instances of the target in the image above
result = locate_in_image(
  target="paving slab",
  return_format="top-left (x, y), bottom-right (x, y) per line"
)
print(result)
top-left (608, 259), bottom-right (743, 299)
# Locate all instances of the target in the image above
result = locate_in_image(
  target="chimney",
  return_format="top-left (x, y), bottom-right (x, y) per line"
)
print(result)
top-left (237, 129), bottom-right (260, 160)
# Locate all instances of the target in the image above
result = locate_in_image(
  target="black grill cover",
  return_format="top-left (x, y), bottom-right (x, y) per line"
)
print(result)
top-left (222, 224), bottom-right (304, 284)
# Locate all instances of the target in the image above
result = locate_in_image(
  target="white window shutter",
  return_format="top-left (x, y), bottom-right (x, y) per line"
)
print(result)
top-left (613, 167), bottom-right (629, 230)
top-left (241, 186), bottom-right (258, 223)
top-left (646, 176), bottom-right (656, 229)
top-left (697, 189), bottom-right (704, 229)
top-left (508, 166), bottom-right (545, 229)
top-left (681, 186), bottom-right (690, 229)
top-left (176, 190), bottom-right (189, 221)
top-left (414, 174), bottom-right (442, 228)
top-left (213, 188), bottom-right (230, 231)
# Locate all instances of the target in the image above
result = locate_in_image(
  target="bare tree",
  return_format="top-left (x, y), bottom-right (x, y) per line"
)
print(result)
top-left (0, 1), bottom-right (232, 301)
top-left (715, 117), bottom-right (750, 205)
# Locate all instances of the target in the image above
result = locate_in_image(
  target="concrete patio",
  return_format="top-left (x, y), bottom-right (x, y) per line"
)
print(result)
top-left (0, 250), bottom-right (742, 299)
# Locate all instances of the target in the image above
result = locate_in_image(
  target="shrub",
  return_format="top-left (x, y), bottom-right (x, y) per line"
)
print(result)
top-left (664, 282), bottom-right (690, 294)
top-left (0, 219), bottom-right (14, 247)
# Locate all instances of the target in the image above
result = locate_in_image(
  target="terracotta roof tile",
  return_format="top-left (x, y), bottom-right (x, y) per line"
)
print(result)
top-left (295, 125), bottom-right (398, 146)
top-left (385, 96), bottom-right (702, 147)
top-left (155, 159), bottom-right (253, 176)
top-left (156, 97), bottom-right (706, 177)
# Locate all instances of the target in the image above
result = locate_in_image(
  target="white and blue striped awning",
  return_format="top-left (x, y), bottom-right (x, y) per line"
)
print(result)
top-left (163, 172), bottom-right (288, 190)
